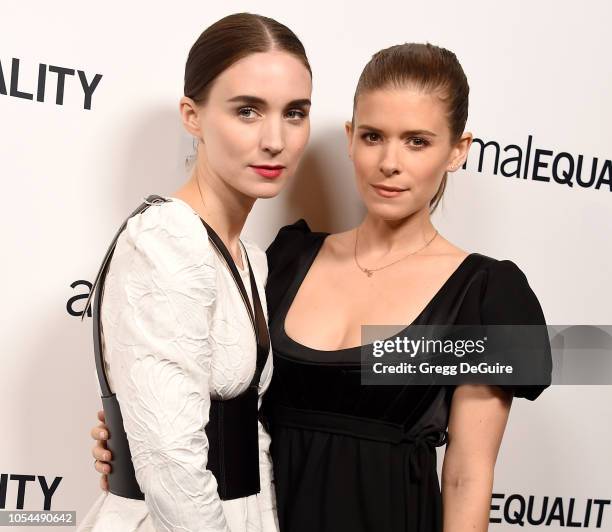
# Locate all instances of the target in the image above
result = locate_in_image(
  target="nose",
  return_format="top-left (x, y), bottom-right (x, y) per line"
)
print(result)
top-left (260, 116), bottom-right (285, 157)
top-left (379, 142), bottom-right (402, 177)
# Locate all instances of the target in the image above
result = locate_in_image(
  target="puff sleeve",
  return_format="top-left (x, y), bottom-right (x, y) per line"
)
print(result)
top-left (265, 219), bottom-right (318, 320)
top-left (100, 201), bottom-right (230, 531)
top-left (480, 259), bottom-right (553, 401)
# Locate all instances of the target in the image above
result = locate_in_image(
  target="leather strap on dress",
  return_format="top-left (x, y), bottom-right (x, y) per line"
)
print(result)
top-left (85, 196), bottom-right (270, 500)
top-left (199, 218), bottom-right (270, 389)
top-left (85, 194), bottom-right (167, 499)
top-left (85, 195), bottom-right (168, 397)
top-left (198, 218), bottom-right (270, 500)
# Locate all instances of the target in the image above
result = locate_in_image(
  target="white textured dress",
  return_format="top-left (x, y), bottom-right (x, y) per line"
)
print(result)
top-left (78, 197), bottom-right (278, 532)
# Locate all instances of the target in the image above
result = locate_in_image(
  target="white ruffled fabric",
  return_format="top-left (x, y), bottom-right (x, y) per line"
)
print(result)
top-left (78, 197), bottom-right (278, 532)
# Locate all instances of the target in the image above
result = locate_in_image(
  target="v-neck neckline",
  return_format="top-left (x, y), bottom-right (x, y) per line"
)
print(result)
top-left (277, 232), bottom-right (479, 356)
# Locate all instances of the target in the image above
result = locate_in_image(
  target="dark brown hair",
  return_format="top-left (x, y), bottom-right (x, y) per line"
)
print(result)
top-left (184, 13), bottom-right (311, 104)
top-left (352, 43), bottom-right (469, 213)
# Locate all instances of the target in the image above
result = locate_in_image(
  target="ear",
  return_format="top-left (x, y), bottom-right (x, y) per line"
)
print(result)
top-left (447, 131), bottom-right (473, 172)
top-left (345, 120), bottom-right (354, 159)
top-left (179, 96), bottom-right (203, 139)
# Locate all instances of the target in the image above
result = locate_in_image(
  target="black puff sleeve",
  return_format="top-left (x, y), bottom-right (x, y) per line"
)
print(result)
top-left (480, 259), bottom-right (553, 400)
top-left (265, 219), bottom-right (321, 321)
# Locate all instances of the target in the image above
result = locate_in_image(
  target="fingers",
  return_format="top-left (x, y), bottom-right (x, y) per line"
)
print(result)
top-left (92, 442), bottom-right (112, 463)
top-left (92, 446), bottom-right (110, 463)
top-left (90, 425), bottom-right (108, 441)
top-left (94, 410), bottom-right (110, 493)
top-left (94, 460), bottom-right (112, 475)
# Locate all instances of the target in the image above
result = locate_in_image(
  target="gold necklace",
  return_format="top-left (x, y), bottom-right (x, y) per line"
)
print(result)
top-left (354, 225), bottom-right (439, 277)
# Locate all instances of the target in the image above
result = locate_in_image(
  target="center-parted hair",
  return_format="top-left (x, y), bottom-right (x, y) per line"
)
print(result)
top-left (352, 43), bottom-right (470, 213)
top-left (184, 13), bottom-right (311, 104)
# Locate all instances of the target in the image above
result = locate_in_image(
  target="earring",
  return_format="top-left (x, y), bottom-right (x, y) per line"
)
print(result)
top-left (185, 137), bottom-right (199, 168)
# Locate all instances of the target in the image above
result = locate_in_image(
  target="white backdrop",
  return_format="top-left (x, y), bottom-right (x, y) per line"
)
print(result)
top-left (1, 0), bottom-right (611, 530)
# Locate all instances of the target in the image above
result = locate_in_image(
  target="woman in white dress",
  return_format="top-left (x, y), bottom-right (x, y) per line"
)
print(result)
top-left (78, 13), bottom-right (312, 532)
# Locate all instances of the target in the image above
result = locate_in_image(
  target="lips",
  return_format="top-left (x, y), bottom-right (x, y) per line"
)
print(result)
top-left (371, 183), bottom-right (409, 198)
top-left (249, 165), bottom-right (285, 179)
top-left (374, 184), bottom-right (407, 192)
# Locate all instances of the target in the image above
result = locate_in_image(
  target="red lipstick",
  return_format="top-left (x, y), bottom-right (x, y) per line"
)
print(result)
top-left (250, 165), bottom-right (285, 179)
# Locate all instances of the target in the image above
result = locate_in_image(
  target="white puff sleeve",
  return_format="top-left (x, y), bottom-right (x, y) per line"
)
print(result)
top-left (100, 201), bottom-right (230, 532)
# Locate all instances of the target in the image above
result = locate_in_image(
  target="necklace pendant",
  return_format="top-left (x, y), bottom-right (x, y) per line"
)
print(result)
top-left (364, 268), bottom-right (373, 277)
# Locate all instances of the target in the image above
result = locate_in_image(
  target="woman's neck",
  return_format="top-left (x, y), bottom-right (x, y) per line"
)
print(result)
top-left (357, 207), bottom-right (437, 260)
top-left (173, 160), bottom-right (255, 264)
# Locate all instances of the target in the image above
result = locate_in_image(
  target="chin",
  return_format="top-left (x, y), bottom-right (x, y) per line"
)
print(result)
top-left (247, 180), bottom-right (287, 199)
top-left (364, 201), bottom-right (421, 221)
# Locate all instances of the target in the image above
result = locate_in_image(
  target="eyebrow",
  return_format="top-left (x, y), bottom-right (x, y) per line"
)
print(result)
top-left (358, 124), bottom-right (438, 137)
top-left (227, 95), bottom-right (312, 108)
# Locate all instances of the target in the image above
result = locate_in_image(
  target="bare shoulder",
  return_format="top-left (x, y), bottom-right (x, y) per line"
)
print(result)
top-left (319, 228), bottom-right (356, 260)
top-left (425, 234), bottom-right (470, 262)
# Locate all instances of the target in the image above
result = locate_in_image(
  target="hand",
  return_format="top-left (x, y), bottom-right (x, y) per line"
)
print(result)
top-left (91, 409), bottom-right (113, 492)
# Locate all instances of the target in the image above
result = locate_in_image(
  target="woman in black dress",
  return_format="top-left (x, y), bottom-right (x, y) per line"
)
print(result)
top-left (260, 43), bottom-right (550, 532)
top-left (91, 42), bottom-right (551, 532)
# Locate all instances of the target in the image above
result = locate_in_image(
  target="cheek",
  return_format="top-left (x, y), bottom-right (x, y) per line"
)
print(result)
top-left (408, 150), bottom-right (449, 186)
top-left (352, 145), bottom-right (378, 178)
top-left (205, 116), bottom-right (257, 166)
top-left (285, 124), bottom-right (310, 165)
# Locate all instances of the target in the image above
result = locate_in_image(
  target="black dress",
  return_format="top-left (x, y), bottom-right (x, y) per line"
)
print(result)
top-left (262, 219), bottom-right (552, 532)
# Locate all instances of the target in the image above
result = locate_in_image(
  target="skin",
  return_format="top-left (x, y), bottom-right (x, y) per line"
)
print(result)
top-left (92, 81), bottom-right (513, 532)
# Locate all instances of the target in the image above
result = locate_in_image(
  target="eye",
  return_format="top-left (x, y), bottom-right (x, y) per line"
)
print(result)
top-left (361, 132), bottom-right (381, 144)
top-left (237, 107), bottom-right (258, 119)
top-left (407, 137), bottom-right (430, 148)
top-left (285, 109), bottom-right (307, 120)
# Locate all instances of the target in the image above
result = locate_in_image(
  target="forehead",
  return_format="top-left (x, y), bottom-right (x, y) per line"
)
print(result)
top-left (355, 87), bottom-right (449, 134)
top-left (208, 50), bottom-right (312, 104)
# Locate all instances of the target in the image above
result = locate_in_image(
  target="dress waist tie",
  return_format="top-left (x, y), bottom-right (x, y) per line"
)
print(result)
top-left (271, 404), bottom-right (448, 482)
